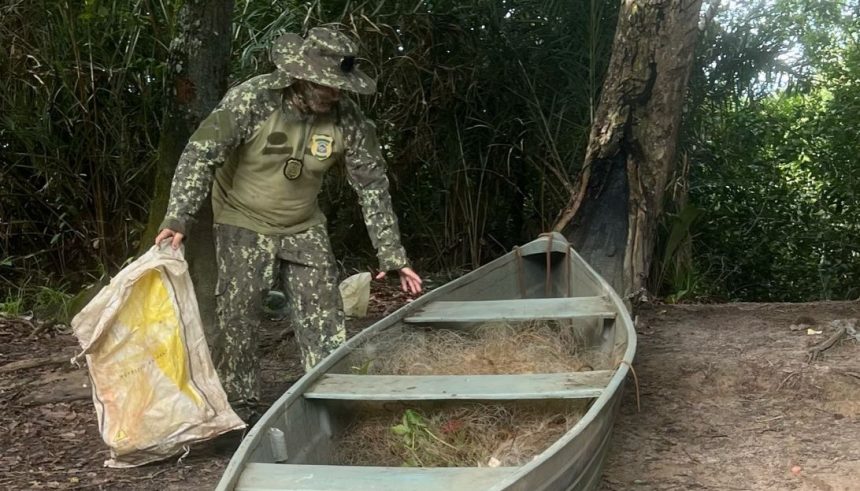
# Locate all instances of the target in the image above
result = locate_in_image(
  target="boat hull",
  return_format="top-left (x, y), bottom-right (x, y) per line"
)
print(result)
top-left (217, 233), bottom-right (636, 491)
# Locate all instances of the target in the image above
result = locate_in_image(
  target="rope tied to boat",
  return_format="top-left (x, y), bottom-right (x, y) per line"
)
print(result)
top-left (565, 246), bottom-right (572, 297)
top-left (536, 232), bottom-right (573, 297)
top-left (513, 246), bottom-right (526, 298)
top-left (616, 360), bottom-right (641, 412)
top-left (545, 233), bottom-right (553, 296)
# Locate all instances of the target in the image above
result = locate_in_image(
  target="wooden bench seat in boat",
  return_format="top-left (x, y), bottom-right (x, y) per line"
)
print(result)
top-left (403, 296), bottom-right (615, 323)
top-left (235, 463), bottom-right (519, 491)
top-left (304, 371), bottom-right (613, 401)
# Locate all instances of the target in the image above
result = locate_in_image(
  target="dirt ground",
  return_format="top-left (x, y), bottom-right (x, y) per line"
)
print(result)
top-left (602, 302), bottom-right (860, 491)
top-left (2, 297), bottom-right (859, 490)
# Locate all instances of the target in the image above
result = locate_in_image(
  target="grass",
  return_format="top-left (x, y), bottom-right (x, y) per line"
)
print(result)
top-left (0, 284), bottom-right (74, 323)
top-left (0, 297), bottom-right (25, 317)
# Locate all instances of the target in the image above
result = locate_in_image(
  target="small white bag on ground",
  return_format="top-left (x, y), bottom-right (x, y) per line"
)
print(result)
top-left (339, 272), bottom-right (371, 318)
top-left (71, 244), bottom-right (245, 468)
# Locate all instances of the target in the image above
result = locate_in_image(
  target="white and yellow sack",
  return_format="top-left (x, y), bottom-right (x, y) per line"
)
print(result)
top-left (338, 272), bottom-right (371, 318)
top-left (71, 244), bottom-right (245, 468)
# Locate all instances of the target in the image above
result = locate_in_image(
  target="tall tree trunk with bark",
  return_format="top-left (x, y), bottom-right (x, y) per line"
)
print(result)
top-left (141, 0), bottom-right (233, 330)
top-left (554, 0), bottom-right (704, 299)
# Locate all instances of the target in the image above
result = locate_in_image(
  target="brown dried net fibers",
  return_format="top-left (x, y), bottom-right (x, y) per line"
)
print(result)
top-left (335, 401), bottom-right (587, 467)
top-left (345, 321), bottom-right (608, 375)
top-left (333, 322), bottom-right (606, 467)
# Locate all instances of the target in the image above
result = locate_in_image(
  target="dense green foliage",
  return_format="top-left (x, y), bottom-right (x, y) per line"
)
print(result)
top-left (1, 0), bottom-right (176, 313)
top-left (289, 1), bottom-right (620, 271)
top-left (672, 0), bottom-right (860, 301)
top-left (2, 0), bottom-right (860, 313)
top-left (1, 0), bottom-right (618, 312)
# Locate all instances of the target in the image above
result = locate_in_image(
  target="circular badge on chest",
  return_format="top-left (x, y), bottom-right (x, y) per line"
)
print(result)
top-left (283, 158), bottom-right (303, 180)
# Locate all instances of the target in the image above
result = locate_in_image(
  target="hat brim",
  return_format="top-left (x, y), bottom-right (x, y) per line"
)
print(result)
top-left (267, 34), bottom-right (376, 95)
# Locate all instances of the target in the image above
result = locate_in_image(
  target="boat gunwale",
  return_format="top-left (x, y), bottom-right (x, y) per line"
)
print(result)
top-left (216, 233), bottom-right (637, 491)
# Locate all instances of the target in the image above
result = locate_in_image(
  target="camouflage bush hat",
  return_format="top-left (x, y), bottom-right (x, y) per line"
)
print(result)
top-left (265, 27), bottom-right (376, 95)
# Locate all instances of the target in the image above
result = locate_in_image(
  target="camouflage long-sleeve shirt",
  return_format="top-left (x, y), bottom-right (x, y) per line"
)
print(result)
top-left (160, 75), bottom-right (409, 271)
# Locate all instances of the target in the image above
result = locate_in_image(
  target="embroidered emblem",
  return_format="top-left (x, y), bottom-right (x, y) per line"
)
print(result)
top-left (283, 158), bottom-right (303, 180)
top-left (311, 134), bottom-right (334, 160)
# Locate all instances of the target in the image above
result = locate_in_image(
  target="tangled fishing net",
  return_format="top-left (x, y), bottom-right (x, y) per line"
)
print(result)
top-left (335, 402), bottom-right (587, 467)
top-left (335, 321), bottom-right (604, 466)
top-left (346, 321), bottom-right (608, 375)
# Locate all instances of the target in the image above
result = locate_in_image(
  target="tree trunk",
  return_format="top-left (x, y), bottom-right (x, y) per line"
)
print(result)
top-left (141, 0), bottom-right (234, 330)
top-left (554, 0), bottom-right (703, 299)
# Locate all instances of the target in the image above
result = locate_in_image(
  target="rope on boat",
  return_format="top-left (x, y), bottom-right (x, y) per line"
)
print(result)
top-left (617, 360), bottom-right (641, 412)
top-left (513, 246), bottom-right (526, 298)
top-left (565, 246), bottom-right (572, 298)
top-left (545, 233), bottom-right (553, 296)
top-left (537, 232), bottom-right (573, 297)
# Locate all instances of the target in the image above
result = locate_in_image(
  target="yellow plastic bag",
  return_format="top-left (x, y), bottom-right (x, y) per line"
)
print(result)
top-left (71, 244), bottom-right (244, 467)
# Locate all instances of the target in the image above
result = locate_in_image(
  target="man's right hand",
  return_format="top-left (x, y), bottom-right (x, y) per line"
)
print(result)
top-left (154, 228), bottom-right (185, 249)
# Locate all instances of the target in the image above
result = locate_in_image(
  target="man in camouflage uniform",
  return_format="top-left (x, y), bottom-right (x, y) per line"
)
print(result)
top-left (155, 27), bottom-right (423, 419)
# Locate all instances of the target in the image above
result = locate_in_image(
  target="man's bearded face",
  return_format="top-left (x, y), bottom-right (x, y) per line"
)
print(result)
top-left (296, 80), bottom-right (341, 114)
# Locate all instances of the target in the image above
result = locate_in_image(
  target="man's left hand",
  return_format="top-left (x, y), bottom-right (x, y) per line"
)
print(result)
top-left (375, 267), bottom-right (423, 294)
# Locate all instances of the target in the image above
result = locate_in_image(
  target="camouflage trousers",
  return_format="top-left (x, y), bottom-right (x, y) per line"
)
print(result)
top-left (210, 222), bottom-right (346, 407)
